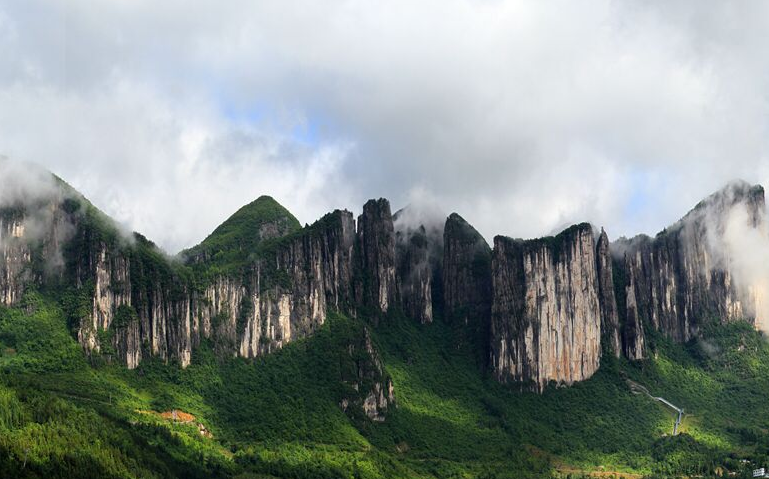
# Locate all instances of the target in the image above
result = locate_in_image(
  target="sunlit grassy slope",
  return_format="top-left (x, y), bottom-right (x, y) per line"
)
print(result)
top-left (1, 291), bottom-right (768, 478)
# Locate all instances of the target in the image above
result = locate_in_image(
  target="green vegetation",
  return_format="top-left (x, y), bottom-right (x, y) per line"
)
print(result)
top-left (182, 196), bottom-right (301, 275)
top-left (2, 288), bottom-right (769, 477)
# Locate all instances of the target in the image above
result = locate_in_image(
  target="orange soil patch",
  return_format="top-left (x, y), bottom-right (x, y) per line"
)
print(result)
top-left (135, 409), bottom-right (197, 424)
top-left (160, 410), bottom-right (196, 423)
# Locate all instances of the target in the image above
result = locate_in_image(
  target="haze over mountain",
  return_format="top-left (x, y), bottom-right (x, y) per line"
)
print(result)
top-left (2, 2), bottom-right (769, 252)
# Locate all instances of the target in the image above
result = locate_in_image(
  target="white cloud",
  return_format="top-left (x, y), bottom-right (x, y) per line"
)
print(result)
top-left (0, 1), bottom-right (768, 251)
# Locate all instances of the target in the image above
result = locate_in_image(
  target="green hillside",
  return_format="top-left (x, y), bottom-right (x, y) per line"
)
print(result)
top-left (181, 196), bottom-right (302, 274)
top-left (0, 289), bottom-right (767, 478)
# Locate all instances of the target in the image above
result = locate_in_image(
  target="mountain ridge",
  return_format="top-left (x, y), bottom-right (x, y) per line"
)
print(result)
top-left (2, 163), bottom-right (769, 477)
top-left (0, 162), bottom-right (765, 387)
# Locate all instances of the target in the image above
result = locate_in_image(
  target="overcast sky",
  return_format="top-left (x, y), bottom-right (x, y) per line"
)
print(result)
top-left (1, 1), bottom-right (768, 253)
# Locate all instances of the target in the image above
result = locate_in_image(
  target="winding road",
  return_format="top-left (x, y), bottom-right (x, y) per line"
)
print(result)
top-left (627, 380), bottom-right (684, 435)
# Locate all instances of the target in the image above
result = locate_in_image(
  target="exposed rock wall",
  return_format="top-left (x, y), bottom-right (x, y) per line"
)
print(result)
top-left (443, 213), bottom-right (492, 327)
top-left (0, 216), bottom-right (31, 305)
top-left (0, 197), bottom-right (360, 369)
top-left (395, 225), bottom-right (433, 324)
top-left (339, 326), bottom-right (395, 422)
top-left (0, 194), bottom-right (76, 305)
top-left (596, 229), bottom-right (621, 358)
top-left (490, 224), bottom-right (602, 391)
top-left (621, 268), bottom-right (646, 361)
top-left (612, 181), bottom-right (766, 356)
top-left (356, 199), bottom-right (398, 315)
top-left (392, 206), bottom-right (446, 325)
top-left (128, 209), bottom-right (357, 367)
top-left (3, 169), bottom-right (766, 384)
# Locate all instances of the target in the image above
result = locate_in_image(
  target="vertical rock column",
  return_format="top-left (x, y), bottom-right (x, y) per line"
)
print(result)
top-left (442, 213), bottom-right (492, 326)
top-left (490, 224), bottom-right (602, 391)
top-left (596, 229), bottom-right (621, 358)
top-left (356, 199), bottom-right (398, 315)
top-left (396, 225), bottom-right (433, 324)
top-left (0, 217), bottom-right (31, 306)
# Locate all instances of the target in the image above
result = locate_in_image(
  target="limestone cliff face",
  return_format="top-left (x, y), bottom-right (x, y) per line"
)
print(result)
top-left (0, 216), bottom-right (32, 305)
top-left (490, 224), bottom-right (602, 391)
top-left (443, 214), bottom-right (492, 326)
top-left (339, 327), bottom-right (395, 422)
top-left (201, 209), bottom-right (357, 360)
top-left (596, 229), bottom-right (621, 358)
top-left (4, 163), bottom-right (767, 390)
top-left (278, 210), bottom-right (357, 319)
top-left (74, 235), bottom-right (195, 369)
top-left (0, 194), bottom-right (365, 370)
top-left (611, 181), bottom-right (766, 357)
top-left (392, 206), bottom-right (445, 325)
top-left (0, 182), bottom-right (360, 369)
top-left (394, 226), bottom-right (433, 323)
top-left (442, 213), bottom-right (492, 364)
top-left (139, 209), bottom-right (356, 366)
top-left (621, 268), bottom-right (646, 361)
top-left (0, 192), bottom-right (77, 305)
top-left (356, 199), bottom-right (398, 315)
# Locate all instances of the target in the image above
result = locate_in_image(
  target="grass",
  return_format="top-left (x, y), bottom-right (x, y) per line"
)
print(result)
top-left (1, 291), bottom-right (769, 477)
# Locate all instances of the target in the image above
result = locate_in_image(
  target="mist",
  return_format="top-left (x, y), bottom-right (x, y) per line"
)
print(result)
top-left (721, 202), bottom-right (769, 331)
top-left (3, 2), bottom-right (769, 252)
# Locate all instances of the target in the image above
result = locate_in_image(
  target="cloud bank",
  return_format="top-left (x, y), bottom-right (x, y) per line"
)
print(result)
top-left (1, 1), bottom-right (769, 252)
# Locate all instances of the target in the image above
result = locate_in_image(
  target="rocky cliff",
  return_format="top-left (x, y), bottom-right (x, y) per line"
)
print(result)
top-left (611, 181), bottom-right (766, 357)
top-left (393, 206), bottom-right (445, 325)
top-left (442, 213), bottom-right (492, 326)
top-left (596, 229), bottom-right (621, 358)
top-left (394, 224), bottom-right (433, 324)
top-left (442, 213), bottom-right (492, 362)
top-left (2, 162), bottom-right (767, 395)
top-left (490, 224), bottom-right (602, 391)
top-left (339, 326), bottom-right (395, 422)
top-left (0, 179), bottom-right (363, 370)
top-left (356, 199), bottom-right (398, 316)
top-left (0, 214), bottom-right (32, 305)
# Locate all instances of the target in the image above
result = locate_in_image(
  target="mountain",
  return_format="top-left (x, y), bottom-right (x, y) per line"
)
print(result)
top-left (181, 195), bottom-right (302, 269)
top-left (1, 162), bottom-right (769, 477)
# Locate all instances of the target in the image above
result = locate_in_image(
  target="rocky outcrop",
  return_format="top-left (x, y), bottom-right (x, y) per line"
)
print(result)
top-left (217, 209), bottom-right (357, 359)
top-left (596, 229), bottom-right (621, 358)
top-left (611, 181), bottom-right (766, 355)
top-left (395, 224), bottom-right (433, 324)
top-left (442, 213), bottom-right (492, 364)
top-left (393, 206), bottom-right (445, 325)
top-left (133, 209), bottom-right (357, 367)
top-left (0, 216), bottom-right (32, 305)
top-left (0, 191), bottom-right (77, 305)
top-left (277, 210), bottom-right (357, 323)
top-left (78, 244), bottom-right (133, 362)
top-left (621, 271), bottom-right (646, 361)
top-left (356, 199), bottom-right (398, 315)
top-left (490, 224), bottom-right (602, 391)
top-left (339, 327), bottom-right (395, 422)
top-left (443, 213), bottom-right (492, 327)
top-left (0, 182), bottom-right (359, 369)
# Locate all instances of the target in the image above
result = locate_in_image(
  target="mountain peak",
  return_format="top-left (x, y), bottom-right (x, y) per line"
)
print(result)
top-left (183, 195), bottom-right (301, 268)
